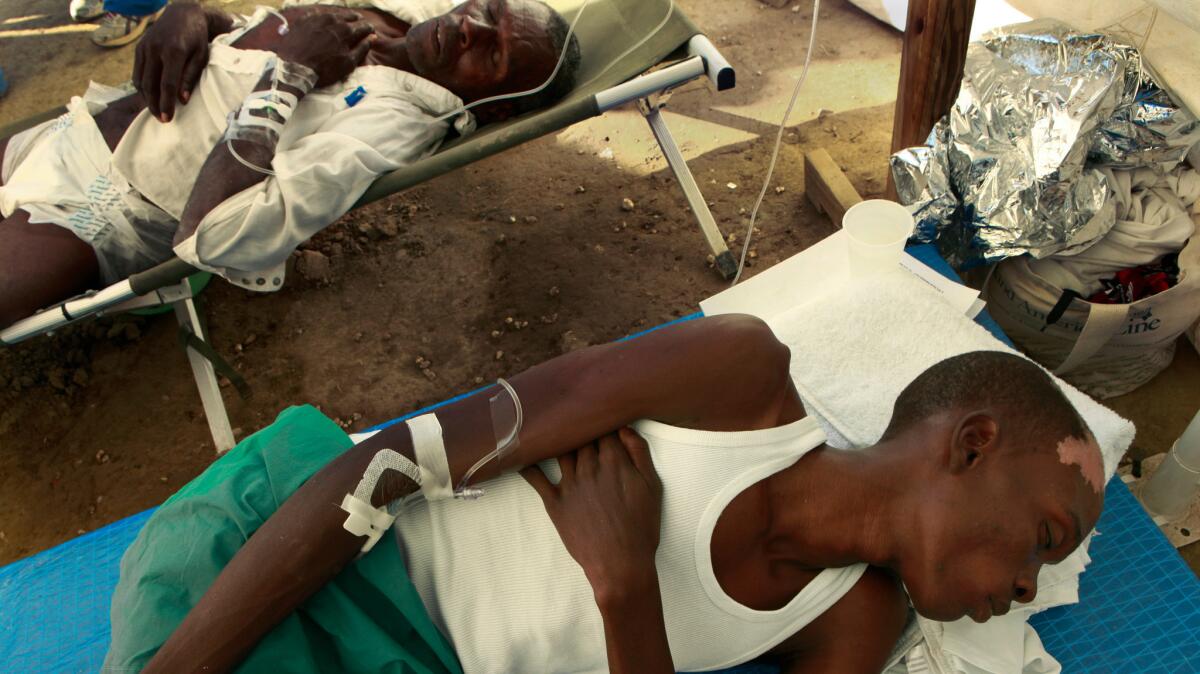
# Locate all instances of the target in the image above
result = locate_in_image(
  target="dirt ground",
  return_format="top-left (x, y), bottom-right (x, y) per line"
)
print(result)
top-left (1, 0), bottom-right (1198, 581)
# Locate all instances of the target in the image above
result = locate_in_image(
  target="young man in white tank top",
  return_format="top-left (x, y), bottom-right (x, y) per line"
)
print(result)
top-left (121, 313), bottom-right (1105, 673)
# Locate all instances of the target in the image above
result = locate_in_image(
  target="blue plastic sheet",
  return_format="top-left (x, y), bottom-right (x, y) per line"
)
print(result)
top-left (1, 245), bottom-right (1196, 672)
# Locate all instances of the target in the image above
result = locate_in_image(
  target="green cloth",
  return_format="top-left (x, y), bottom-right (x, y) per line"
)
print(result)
top-left (103, 405), bottom-right (463, 674)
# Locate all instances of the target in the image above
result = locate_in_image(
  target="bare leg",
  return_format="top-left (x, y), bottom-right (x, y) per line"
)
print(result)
top-left (0, 210), bottom-right (101, 329)
top-left (0, 92), bottom-right (146, 331)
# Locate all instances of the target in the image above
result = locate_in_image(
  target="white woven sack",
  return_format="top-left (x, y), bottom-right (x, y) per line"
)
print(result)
top-left (983, 234), bottom-right (1200, 398)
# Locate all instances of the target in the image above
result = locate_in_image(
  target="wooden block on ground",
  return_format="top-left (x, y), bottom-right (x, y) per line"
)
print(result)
top-left (804, 149), bottom-right (862, 226)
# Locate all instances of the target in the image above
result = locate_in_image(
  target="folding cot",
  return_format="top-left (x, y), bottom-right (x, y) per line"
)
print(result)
top-left (0, 244), bottom-right (1196, 672)
top-left (0, 0), bottom-right (739, 453)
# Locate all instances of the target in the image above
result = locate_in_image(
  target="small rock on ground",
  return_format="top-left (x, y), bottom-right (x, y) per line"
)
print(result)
top-left (296, 250), bottom-right (333, 283)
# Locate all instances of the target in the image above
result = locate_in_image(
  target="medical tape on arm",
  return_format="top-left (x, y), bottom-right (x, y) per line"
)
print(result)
top-left (339, 410), bottom-right (461, 553)
top-left (230, 91), bottom-right (295, 138)
top-left (224, 73), bottom-right (307, 146)
top-left (407, 413), bottom-right (456, 500)
top-left (339, 448), bottom-right (421, 555)
top-left (222, 56), bottom-right (317, 174)
top-left (339, 413), bottom-right (458, 555)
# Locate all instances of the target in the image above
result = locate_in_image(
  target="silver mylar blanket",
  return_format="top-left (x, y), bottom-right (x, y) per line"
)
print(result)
top-left (890, 19), bottom-right (1200, 269)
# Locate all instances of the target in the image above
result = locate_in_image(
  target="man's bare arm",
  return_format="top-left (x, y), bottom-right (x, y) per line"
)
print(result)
top-left (770, 566), bottom-right (909, 674)
top-left (597, 574), bottom-right (675, 674)
top-left (145, 314), bottom-right (798, 672)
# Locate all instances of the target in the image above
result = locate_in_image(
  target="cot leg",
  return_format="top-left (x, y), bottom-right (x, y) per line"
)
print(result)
top-left (641, 99), bottom-right (737, 280)
top-left (172, 284), bottom-right (235, 453)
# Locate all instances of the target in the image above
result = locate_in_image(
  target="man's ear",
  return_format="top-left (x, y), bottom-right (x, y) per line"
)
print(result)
top-left (948, 412), bottom-right (1000, 474)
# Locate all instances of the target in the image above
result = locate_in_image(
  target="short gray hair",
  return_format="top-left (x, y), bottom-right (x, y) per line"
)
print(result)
top-left (512, 3), bottom-right (582, 115)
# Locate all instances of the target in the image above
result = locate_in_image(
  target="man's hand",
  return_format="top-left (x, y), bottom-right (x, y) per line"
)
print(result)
top-left (135, 2), bottom-right (227, 123)
top-left (523, 428), bottom-right (674, 673)
top-left (521, 428), bottom-right (663, 600)
top-left (276, 12), bottom-right (376, 88)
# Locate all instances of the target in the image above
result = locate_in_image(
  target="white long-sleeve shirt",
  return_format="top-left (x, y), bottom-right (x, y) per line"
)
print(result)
top-left (112, 1), bottom-right (471, 291)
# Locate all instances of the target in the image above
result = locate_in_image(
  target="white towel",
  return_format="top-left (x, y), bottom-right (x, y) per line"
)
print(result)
top-left (764, 271), bottom-right (1135, 674)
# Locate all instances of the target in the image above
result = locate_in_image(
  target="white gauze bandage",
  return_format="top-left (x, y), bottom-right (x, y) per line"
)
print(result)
top-left (340, 448), bottom-right (421, 555)
top-left (407, 413), bottom-right (455, 500)
top-left (223, 56), bottom-right (317, 175)
top-left (340, 413), bottom-right (456, 554)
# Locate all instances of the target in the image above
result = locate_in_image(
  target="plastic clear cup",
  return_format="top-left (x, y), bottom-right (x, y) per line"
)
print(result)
top-left (842, 199), bottom-right (914, 278)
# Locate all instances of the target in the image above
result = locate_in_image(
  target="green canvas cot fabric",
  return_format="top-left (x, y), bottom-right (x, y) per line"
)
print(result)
top-left (3, 0), bottom-right (701, 207)
top-left (103, 405), bottom-right (463, 674)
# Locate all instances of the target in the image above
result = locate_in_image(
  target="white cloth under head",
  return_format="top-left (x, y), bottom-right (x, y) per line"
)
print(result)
top-left (405, 413), bottom-right (454, 500)
top-left (0, 83), bottom-right (177, 283)
top-left (394, 416), bottom-right (866, 674)
top-left (766, 271), bottom-right (1134, 674)
top-left (771, 273), bottom-right (1133, 473)
top-left (112, 3), bottom-right (474, 291)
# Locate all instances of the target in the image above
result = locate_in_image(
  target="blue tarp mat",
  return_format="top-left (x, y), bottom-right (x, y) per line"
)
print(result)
top-left (1, 245), bottom-right (1196, 672)
top-left (1030, 479), bottom-right (1200, 671)
top-left (0, 510), bottom-right (153, 672)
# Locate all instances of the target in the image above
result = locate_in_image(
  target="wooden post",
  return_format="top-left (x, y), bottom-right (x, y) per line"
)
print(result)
top-left (886, 0), bottom-right (975, 199)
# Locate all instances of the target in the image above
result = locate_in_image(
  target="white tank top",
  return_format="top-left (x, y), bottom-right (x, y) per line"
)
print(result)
top-left (392, 416), bottom-right (868, 673)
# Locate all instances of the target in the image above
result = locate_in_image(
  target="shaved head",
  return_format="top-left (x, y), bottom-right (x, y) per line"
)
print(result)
top-left (882, 351), bottom-right (1092, 456)
top-left (883, 351), bottom-right (1106, 622)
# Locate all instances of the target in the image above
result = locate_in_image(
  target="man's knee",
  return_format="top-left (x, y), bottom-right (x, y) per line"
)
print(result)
top-left (0, 213), bottom-right (103, 331)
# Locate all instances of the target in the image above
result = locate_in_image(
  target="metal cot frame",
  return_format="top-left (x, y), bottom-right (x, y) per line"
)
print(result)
top-left (0, 36), bottom-right (736, 452)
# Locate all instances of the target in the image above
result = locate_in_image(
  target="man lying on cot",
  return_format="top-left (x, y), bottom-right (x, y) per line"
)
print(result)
top-left (0, 0), bottom-right (580, 329)
top-left (105, 314), bottom-right (1107, 673)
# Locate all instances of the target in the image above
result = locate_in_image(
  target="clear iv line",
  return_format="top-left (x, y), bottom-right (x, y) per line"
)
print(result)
top-left (224, 6), bottom-right (294, 176)
top-left (433, 0), bottom-right (594, 122)
top-left (731, 0), bottom-right (821, 286)
top-left (228, 137), bottom-right (276, 176)
top-left (455, 377), bottom-right (524, 499)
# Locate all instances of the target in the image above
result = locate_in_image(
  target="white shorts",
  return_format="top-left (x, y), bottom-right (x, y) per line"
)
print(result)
top-left (1, 117), bottom-right (58, 186)
top-left (0, 83), bottom-right (177, 284)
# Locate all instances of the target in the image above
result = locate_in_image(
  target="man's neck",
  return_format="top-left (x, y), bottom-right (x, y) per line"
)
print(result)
top-left (326, 7), bottom-right (417, 72)
top-left (364, 38), bottom-right (417, 72)
top-left (765, 442), bottom-right (915, 571)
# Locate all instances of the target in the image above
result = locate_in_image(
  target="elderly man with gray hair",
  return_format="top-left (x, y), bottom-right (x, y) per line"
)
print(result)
top-left (0, 0), bottom-right (580, 327)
